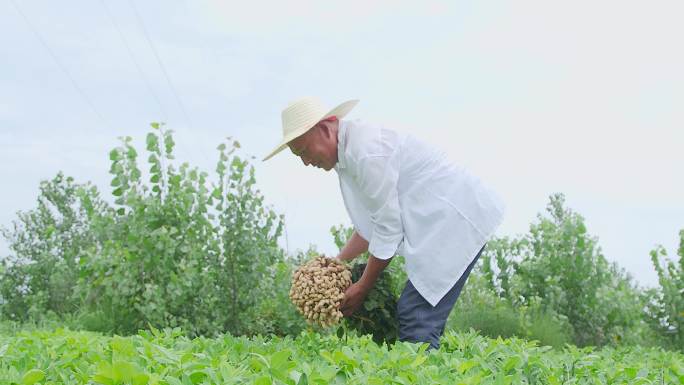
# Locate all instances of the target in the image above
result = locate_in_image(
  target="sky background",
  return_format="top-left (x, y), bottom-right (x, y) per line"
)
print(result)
top-left (1, 0), bottom-right (682, 288)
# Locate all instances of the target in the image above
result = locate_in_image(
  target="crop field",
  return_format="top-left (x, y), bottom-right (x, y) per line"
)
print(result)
top-left (1, 328), bottom-right (682, 385)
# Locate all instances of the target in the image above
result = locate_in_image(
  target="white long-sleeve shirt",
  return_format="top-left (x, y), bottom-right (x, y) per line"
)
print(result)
top-left (335, 119), bottom-right (506, 306)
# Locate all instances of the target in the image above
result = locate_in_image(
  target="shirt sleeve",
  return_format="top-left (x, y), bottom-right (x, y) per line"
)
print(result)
top-left (353, 154), bottom-right (403, 260)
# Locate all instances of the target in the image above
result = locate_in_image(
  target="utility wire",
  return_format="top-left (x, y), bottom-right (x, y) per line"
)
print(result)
top-left (8, 0), bottom-right (111, 130)
top-left (127, 0), bottom-right (214, 167)
top-left (99, 0), bottom-right (169, 123)
top-left (176, 0), bottom-right (242, 169)
top-left (127, 0), bottom-right (194, 132)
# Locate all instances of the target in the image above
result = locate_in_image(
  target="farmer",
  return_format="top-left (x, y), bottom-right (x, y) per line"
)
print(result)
top-left (263, 97), bottom-right (505, 349)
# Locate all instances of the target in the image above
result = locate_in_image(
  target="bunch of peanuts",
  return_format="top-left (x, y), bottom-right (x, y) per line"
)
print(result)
top-left (289, 256), bottom-right (353, 327)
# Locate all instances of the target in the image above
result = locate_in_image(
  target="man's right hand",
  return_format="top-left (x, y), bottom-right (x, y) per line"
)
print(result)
top-left (340, 281), bottom-right (370, 317)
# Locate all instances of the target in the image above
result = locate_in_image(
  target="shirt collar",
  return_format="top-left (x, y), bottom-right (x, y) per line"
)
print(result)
top-left (335, 119), bottom-right (348, 170)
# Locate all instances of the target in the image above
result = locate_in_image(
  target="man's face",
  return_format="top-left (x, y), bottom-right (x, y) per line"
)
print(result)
top-left (288, 119), bottom-right (337, 171)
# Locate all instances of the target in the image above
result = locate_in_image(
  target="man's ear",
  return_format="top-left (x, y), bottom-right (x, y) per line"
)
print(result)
top-left (321, 120), bottom-right (337, 140)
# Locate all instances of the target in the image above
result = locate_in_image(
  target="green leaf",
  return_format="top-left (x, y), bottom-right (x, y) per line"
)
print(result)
top-left (93, 362), bottom-right (115, 385)
top-left (270, 349), bottom-right (291, 370)
top-left (131, 168), bottom-right (141, 180)
top-left (132, 373), bottom-right (149, 385)
top-left (188, 371), bottom-right (206, 384)
top-left (165, 376), bottom-right (183, 385)
top-left (458, 360), bottom-right (478, 374)
top-left (296, 372), bottom-right (308, 385)
top-left (109, 149), bottom-right (121, 161)
top-left (22, 369), bottom-right (45, 385)
top-left (127, 146), bottom-right (137, 159)
top-left (502, 356), bottom-right (521, 372)
top-left (410, 354), bottom-right (427, 368)
top-left (146, 133), bottom-right (159, 152)
top-left (212, 189), bottom-right (222, 199)
top-left (254, 376), bottom-right (272, 385)
top-left (164, 135), bottom-right (175, 154)
top-left (112, 361), bottom-right (137, 382)
top-left (216, 161), bottom-right (226, 174)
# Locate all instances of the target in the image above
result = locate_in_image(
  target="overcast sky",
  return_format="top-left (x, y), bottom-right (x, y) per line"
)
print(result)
top-left (1, 0), bottom-right (682, 288)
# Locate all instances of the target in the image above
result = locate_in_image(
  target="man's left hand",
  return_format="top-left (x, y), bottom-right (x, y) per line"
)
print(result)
top-left (340, 282), bottom-right (369, 317)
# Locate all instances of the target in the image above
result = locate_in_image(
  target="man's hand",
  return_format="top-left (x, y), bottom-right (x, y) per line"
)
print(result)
top-left (339, 281), bottom-right (370, 317)
top-left (339, 255), bottom-right (392, 317)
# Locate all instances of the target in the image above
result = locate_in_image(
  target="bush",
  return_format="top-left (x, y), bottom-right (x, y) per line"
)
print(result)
top-left (1, 123), bottom-right (286, 337)
top-left (243, 260), bottom-right (308, 336)
top-left (330, 225), bottom-right (403, 345)
top-left (447, 272), bottom-right (572, 349)
top-left (0, 173), bottom-right (106, 322)
top-left (479, 194), bottom-right (650, 347)
top-left (646, 230), bottom-right (684, 350)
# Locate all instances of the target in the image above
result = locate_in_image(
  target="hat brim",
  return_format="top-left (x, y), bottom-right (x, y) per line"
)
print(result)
top-left (262, 99), bottom-right (359, 161)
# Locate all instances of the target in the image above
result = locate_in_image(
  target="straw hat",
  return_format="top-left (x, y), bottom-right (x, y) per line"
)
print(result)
top-left (263, 97), bottom-right (359, 161)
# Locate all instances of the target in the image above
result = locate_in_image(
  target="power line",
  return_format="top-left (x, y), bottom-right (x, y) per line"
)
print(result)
top-left (127, 0), bottom-right (194, 132)
top-left (8, 0), bottom-right (111, 130)
top-left (126, 0), bottom-right (215, 167)
top-left (99, 0), bottom-right (169, 123)
top-left (176, 0), bottom-right (239, 170)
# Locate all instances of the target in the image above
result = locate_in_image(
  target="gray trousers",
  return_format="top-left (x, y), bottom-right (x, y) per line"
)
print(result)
top-left (397, 244), bottom-right (485, 349)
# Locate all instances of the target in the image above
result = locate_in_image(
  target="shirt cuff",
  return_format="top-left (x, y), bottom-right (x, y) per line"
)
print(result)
top-left (368, 231), bottom-right (402, 260)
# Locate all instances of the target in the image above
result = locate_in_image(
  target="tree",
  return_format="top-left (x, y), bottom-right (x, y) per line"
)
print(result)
top-left (647, 230), bottom-right (684, 350)
top-left (0, 173), bottom-right (108, 321)
top-left (481, 194), bottom-right (649, 346)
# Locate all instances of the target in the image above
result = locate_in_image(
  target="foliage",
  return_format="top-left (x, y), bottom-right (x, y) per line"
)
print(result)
top-left (1, 123), bottom-right (284, 337)
top-left (1, 121), bottom-right (680, 352)
top-left (243, 260), bottom-right (308, 337)
top-left (447, 273), bottom-right (521, 339)
top-left (479, 194), bottom-right (651, 347)
top-left (1, 327), bottom-right (682, 384)
top-left (330, 225), bottom-right (407, 297)
top-left (79, 124), bottom-right (284, 336)
top-left (343, 263), bottom-right (399, 345)
top-left (646, 229), bottom-right (684, 350)
top-left (330, 225), bottom-right (402, 345)
top-left (0, 173), bottom-right (107, 321)
top-left (447, 272), bottom-right (572, 349)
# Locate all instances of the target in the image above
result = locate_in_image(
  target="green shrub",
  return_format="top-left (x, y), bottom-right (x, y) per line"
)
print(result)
top-left (447, 272), bottom-right (572, 349)
top-left (646, 229), bottom-right (684, 351)
top-left (480, 194), bottom-right (650, 347)
top-left (330, 225), bottom-right (402, 345)
top-left (450, 301), bottom-right (521, 339)
top-left (0, 173), bottom-right (106, 322)
top-left (523, 307), bottom-right (573, 349)
top-left (1, 123), bottom-right (285, 337)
